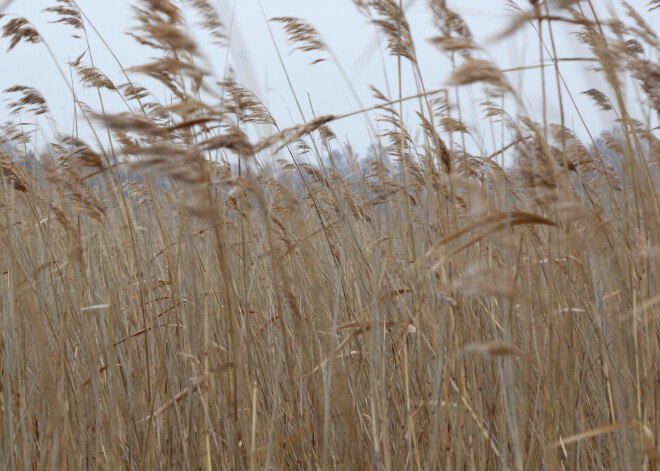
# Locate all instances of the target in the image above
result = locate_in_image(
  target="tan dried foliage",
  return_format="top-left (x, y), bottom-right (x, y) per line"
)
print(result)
top-left (446, 59), bottom-right (513, 94)
top-left (1, 17), bottom-right (40, 51)
top-left (0, 2), bottom-right (658, 470)
top-left (4, 85), bottom-right (48, 115)
top-left (271, 16), bottom-right (327, 59)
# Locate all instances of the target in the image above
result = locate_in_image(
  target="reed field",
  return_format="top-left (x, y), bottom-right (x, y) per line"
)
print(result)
top-left (0, 0), bottom-right (659, 469)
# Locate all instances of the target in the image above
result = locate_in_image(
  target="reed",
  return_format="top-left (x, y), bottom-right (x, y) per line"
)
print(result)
top-left (0, 0), bottom-right (658, 469)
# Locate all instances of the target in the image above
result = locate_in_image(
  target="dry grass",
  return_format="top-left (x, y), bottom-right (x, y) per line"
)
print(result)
top-left (0, 0), bottom-right (658, 469)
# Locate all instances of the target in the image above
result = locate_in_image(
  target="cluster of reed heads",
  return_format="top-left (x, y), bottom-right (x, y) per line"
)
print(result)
top-left (0, 0), bottom-right (658, 469)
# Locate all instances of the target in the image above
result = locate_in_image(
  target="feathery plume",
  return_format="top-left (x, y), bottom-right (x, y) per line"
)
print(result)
top-left (184, 0), bottom-right (226, 45)
top-left (44, 0), bottom-right (83, 32)
top-left (271, 16), bottom-right (327, 64)
top-left (446, 59), bottom-right (513, 95)
top-left (1, 17), bottom-right (40, 51)
top-left (4, 85), bottom-right (48, 116)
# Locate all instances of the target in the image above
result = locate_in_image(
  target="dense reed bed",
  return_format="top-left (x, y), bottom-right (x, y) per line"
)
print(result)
top-left (0, 0), bottom-right (658, 469)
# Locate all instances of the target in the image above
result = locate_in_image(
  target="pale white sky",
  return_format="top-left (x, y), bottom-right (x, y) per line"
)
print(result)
top-left (0, 0), bottom-right (652, 159)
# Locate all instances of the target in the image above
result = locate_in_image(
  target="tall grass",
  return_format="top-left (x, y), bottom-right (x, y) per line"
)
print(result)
top-left (0, 0), bottom-right (658, 469)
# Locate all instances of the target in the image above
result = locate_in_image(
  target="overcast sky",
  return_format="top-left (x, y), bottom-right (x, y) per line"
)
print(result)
top-left (0, 0), bottom-right (653, 159)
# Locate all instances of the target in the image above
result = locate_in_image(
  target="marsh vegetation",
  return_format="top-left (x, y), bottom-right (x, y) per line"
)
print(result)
top-left (0, 0), bottom-right (658, 469)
